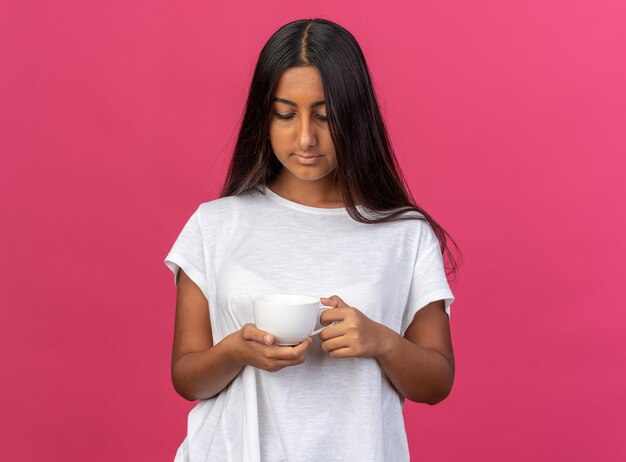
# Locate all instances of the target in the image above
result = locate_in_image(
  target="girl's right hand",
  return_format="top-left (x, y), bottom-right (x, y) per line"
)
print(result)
top-left (225, 323), bottom-right (313, 372)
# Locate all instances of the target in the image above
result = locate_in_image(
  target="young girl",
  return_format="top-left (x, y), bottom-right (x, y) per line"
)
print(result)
top-left (165, 18), bottom-right (459, 462)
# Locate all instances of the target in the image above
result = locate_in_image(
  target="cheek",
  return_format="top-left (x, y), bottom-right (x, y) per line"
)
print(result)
top-left (269, 128), bottom-right (290, 147)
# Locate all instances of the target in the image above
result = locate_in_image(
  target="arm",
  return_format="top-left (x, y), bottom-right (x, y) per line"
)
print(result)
top-left (171, 269), bottom-right (313, 401)
top-left (171, 268), bottom-right (241, 401)
top-left (376, 300), bottom-right (454, 405)
top-left (319, 297), bottom-right (454, 405)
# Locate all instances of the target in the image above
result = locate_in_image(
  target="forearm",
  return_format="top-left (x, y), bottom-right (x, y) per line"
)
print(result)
top-left (375, 325), bottom-right (454, 405)
top-left (172, 333), bottom-right (243, 401)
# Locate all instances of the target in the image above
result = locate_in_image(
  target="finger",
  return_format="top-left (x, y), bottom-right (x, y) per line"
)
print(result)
top-left (270, 337), bottom-right (312, 356)
top-left (272, 337), bottom-right (313, 361)
top-left (320, 297), bottom-right (339, 308)
top-left (241, 323), bottom-right (275, 345)
top-left (327, 347), bottom-right (352, 358)
top-left (317, 323), bottom-right (346, 341)
top-left (320, 336), bottom-right (350, 354)
top-left (320, 295), bottom-right (348, 308)
top-left (291, 337), bottom-right (313, 355)
top-left (320, 307), bottom-right (350, 324)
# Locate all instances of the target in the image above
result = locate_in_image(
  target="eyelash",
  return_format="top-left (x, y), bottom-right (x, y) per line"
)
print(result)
top-left (275, 113), bottom-right (328, 122)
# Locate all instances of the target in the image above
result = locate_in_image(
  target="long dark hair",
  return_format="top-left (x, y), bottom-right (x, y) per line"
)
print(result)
top-left (220, 18), bottom-right (460, 279)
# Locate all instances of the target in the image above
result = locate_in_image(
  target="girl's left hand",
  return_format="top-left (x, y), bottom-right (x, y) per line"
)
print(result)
top-left (318, 295), bottom-right (390, 359)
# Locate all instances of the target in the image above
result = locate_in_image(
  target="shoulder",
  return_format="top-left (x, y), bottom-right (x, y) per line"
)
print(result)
top-left (391, 209), bottom-right (434, 235)
top-left (194, 188), bottom-right (264, 227)
top-left (196, 188), bottom-right (261, 215)
top-left (382, 212), bottom-right (439, 254)
top-left (195, 195), bottom-right (239, 217)
top-left (374, 208), bottom-right (433, 237)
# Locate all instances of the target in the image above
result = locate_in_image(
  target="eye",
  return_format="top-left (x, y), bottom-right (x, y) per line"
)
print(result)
top-left (273, 113), bottom-right (328, 122)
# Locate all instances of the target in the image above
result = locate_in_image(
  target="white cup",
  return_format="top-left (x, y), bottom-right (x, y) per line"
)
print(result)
top-left (253, 294), bottom-right (337, 346)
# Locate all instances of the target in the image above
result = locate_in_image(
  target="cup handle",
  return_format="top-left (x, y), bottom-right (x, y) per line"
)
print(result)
top-left (311, 306), bottom-right (338, 336)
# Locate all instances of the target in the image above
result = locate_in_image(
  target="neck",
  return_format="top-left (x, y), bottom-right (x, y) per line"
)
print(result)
top-left (267, 170), bottom-right (344, 208)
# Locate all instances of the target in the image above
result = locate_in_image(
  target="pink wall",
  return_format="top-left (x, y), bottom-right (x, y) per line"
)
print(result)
top-left (1, 1), bottom-right (625, 460)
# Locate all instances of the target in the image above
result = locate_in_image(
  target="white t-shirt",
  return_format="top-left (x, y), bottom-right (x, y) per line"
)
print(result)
top-left (164, 185), bottom-right (454, 462)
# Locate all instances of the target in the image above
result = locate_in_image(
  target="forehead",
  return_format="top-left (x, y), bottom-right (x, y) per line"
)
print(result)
top-left (273, 66), bottom-right (324, 101)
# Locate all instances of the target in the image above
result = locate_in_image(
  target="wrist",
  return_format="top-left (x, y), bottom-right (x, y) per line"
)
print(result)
top-left (221, 331), bottom-right (245, 368)
top-left (374, 324), bottom-right (401, 361)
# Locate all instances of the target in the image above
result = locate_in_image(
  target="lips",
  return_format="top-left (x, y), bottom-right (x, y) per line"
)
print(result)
top-left (294, 154), bottom-right (320, 158)
top-left (293, 154), bottom-right (322, 165)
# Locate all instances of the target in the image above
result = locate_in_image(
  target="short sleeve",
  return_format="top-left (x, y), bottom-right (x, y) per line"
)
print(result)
top-left (164, 207), bottom-right (209, 302)
top-left (401, 221), bottom-right (455, 336)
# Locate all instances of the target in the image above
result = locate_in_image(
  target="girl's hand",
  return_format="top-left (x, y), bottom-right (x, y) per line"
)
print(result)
top-left (225, 323), bottom-right (313, 372)
top-left (318, 295), bottom-right (390, 359)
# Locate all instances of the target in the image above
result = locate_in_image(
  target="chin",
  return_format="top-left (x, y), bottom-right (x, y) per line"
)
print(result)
top-left (286, 166), bottom-right (334, 181)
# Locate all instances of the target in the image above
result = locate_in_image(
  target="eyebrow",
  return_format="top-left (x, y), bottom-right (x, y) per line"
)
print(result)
top-left (273, 97), bottom-right (326, 108)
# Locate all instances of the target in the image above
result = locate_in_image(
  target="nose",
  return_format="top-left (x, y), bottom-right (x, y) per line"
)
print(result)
top-left (297, 114), bottom-right (318, 152)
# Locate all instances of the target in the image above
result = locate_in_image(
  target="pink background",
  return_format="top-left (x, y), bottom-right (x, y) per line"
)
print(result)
top-left (1, 1), bottom-right (625, 460)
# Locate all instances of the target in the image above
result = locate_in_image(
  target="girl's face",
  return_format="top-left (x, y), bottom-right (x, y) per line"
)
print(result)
top-left (268, 66), bottom-right (337, 183)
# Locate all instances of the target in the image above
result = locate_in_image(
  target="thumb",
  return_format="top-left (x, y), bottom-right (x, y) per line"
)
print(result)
top-left (242, 323), bottom-right (275, 345)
